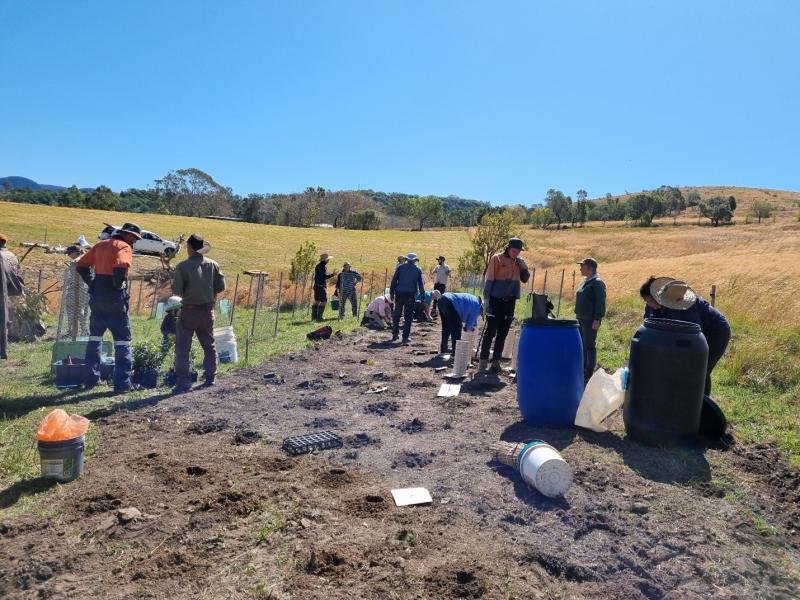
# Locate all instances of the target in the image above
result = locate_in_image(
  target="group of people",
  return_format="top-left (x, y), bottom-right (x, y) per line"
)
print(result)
top-left (67, 224), bottom-right (225, 394)
top-left (1, 228), bottom-right (731, 396)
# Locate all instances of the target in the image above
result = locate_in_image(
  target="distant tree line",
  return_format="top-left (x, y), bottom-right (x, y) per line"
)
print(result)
top-left (0, 170), bottom-right (741, 230)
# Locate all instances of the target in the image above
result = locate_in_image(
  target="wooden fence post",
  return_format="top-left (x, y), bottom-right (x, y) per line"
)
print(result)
top-left (229, 273), bottom-right (240, 326)
top-left (135, 278), bottom-right (144, 314)
top-left (556, 269), bottom-right (565, 317)
top-left (710, 285), bottom-right (717, 307)
top-left (571, 270), bottom-right (576, 298)
top-left (273, 272), bottom-right (283, 338)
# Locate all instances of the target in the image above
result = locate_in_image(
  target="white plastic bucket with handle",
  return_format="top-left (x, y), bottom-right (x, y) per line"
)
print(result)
top-left (214, 326), bottom-right (238, 363)
top-left (516, 440), bottom-right (572, 497)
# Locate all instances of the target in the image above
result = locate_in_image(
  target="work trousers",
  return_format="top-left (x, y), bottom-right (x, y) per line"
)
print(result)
top-left (84, 296), bottom-right (132, 391)
top-left (392, 292), bottom-right (416, 340)
top-left (705, 328), bottom-right (732, 396)
top-left (366, 309), bottom-right (387, 329)
top-left (480, 297), bottom-right (515, 361)
top-left (432, 282), bottom-right (446, 315)
top-left (175, 306), bottom-right (217, 384)
top-left (577, 318), bottom-right (598, 378)
top-left (0, 287), bottom-right (9, 360)
top-left (338, 288), bottom-right (358, 318)
top-left (438, 296), bottom-right (462, 354)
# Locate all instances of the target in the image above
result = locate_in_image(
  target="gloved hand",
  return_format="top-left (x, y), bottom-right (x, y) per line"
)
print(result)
top-left (516, 257), bottom-right (528, 271)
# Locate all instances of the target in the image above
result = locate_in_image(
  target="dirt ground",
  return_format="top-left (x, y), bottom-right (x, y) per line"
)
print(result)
top-left (1, 322), bottom-right (799, 599)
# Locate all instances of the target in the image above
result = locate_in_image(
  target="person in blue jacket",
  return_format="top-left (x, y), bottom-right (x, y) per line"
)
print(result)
top-left (433, 291), bottom-right (482, 355)
top-left (640, 276), bottom-right (732, 396)
top-left (390, 252), bottom-right (425, 344)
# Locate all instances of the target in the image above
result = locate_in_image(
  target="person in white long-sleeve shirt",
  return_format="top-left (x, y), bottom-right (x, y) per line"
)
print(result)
top-left (365, 295), bottom-right (393, 329)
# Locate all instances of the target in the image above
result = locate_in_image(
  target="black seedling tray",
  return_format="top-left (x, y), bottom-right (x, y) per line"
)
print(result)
top-left (282, 431), bottom-right (343, 455)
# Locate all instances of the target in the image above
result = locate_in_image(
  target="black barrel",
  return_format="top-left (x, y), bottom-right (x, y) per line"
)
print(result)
top-left (623, 318), bottom-right (709, 445)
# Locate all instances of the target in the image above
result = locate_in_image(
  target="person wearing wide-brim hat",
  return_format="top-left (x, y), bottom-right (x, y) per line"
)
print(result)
top-left (75, 222), bottom-right (143, 392)
top-left (171, 234), bottom-right (226, 392)
top-left (389, 251), bottom-right (425, 344)
top-left (312, 253), bottom-right (338, 322)
top-left (574, 257), bottom-right (606, 383)
top-left (334, 261), bottom-right (362, 319)
top-left (638, 276), bottom-right (731, 396)
top-left (479, 237), bottom-right (530, 373)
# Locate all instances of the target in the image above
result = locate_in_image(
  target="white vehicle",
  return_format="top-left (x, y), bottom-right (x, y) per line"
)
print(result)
top-left (98, 224), bottom-right (180, 258)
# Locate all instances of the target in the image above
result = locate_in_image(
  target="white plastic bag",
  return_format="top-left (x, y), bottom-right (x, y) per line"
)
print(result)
top-left (575, 369), bottom-right (624, 432)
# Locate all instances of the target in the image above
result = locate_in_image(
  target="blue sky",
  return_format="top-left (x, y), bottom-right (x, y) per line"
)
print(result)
top-left (1, 1), bottom-right (798, 204)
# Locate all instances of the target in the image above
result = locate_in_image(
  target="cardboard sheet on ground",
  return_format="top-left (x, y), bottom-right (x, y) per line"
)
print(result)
top-left (437, 383), bottom-right (461, 397)
top-left (391, 487), bottom-right (432, 507)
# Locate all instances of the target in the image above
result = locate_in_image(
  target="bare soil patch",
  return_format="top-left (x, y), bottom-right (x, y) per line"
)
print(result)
top-left (1, 322), bottom-right (798, 599)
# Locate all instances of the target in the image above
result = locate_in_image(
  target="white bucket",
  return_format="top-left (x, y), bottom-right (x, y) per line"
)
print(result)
top-left (517, 441), bottom-right (572, 498)
top-left (214, 326), bottom-right (238, 363)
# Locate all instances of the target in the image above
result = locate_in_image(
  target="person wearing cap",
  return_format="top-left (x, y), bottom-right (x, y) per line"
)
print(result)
top-left (640, 276), bottom-right (731, 396)
top-left (334, 262), bottom-right (363, 319)
top-left (434, 290), bottom-right (482, 355)
top-left (364, 294), bottom-right (393, 329)
top-left (312, 253), bottom-right (337, 322)
top-left (389, 252), bottom-right (425, 343)
top-left (574, 257), bottom-right (607, 383)
top-left (76, 222), bottom-right (142, 392)
top-left (171, 234), bottom-right (226, 392)
top-left (430, 256), bottom-right (451, 316)
top-left (480, 238), bottom-right (530, 373)
top-left (160, 295), bottom-right (182, 356)
top-left (0, 232), bottom-right (19, 273)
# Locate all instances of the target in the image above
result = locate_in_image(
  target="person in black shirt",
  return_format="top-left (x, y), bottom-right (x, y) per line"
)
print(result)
top-left (312, 253), bottom-right (338, 322)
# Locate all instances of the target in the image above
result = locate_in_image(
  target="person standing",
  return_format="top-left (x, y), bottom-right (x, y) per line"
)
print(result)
top-left (574, 257), bottom-right (606, 383)
top-left (480, 238), bottom-right (530, 373)
top-left (640, 277), bottom-right (731, 396)
top-left (430, 256), bottom-right (451, 316)
top-left (335, 262), bottom-right (362, 319)
top-left (390, 252), bottom-right (425, 344)
top-left (434, 290), bottom-right (482, 355)
top-left (171, 234), bottom-right (226, 392)
top-left (312, 253), bottom-right (337, 322)
top-left (76, 222), bottom-right (142, 392)
top-left (0, 232), bottom-right (23, 360)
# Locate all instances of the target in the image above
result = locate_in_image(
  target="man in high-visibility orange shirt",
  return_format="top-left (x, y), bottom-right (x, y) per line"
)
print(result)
top-left (76, 223), bottom-right (141, 393)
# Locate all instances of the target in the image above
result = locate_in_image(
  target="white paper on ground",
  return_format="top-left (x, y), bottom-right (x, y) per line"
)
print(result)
top-left (437, 383), bottom-right (461, 397)
top-left (391, 487), bottom-right (433, 506)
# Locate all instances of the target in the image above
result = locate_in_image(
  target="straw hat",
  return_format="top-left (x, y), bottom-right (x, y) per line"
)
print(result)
top-left (654, 280), bottom-right (697, 310)
top-left (648, 276), bottom-right (676, 299)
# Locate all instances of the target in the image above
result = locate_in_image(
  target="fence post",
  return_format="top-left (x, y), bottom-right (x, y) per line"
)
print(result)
top-left (246, 275), bottom-right (254, 307)
top-left (229, 273), bottom-right (240, 326)
top-left (37, 268), bottom-right (43, 293)
top-left (542, 270), bottom-right (548, 296)
top-left (136, 278), bottom-right (144, 315)
top-left (556, 269), bottom-right (565, 317)
top-left (357, 271), bottom-right (365, 316)
top-left (250, 274), bottom-right (262, 337)
top-left (710, 285), bottom-right (717, 307)
top-left (571, 270), bottom-right (576, 298)
top-left (290, 275), bottom-right (299, 321)
top-left (273, 272), bottom-right (283, 338)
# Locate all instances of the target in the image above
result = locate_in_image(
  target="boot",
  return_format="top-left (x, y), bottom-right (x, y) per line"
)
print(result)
top-left (478, 358), bottom-right (489, 372)
top-left (490, 360), bottom-right (502, 374)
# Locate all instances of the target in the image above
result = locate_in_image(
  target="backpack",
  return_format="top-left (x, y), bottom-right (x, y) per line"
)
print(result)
top-left (306, 325), bottom-right (332, 340)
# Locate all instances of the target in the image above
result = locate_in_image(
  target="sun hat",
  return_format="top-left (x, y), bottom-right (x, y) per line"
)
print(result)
top-left (405, 252), bottom-right (418, 261)
top-left (654, 280), bottom-right (697, 310)
top-left (164, 296), bottom-right (183, 312)
top-left (432, 289), bottom-right (442, 301)
top-left (119, 222), bottom-right (142, 239)
top-left (320, 253), bottom-right (333, 261)
top-left (648, 276), bottom-right (676, 300)
top-left (187, 234), bottom-right (211, 254)
top-left (577, 257), bottom-right (598, 269)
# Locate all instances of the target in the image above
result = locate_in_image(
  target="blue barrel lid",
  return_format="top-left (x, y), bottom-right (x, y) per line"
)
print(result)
top-left (523, 318), bottom-right (578, 327)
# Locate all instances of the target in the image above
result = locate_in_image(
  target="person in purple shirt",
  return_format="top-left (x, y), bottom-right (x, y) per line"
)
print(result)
top-left (639, 276), bottom-right (732, 396)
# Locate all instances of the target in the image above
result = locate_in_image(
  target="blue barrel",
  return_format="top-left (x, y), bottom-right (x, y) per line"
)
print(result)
top-left (516, 318), bottom-right (584, 427)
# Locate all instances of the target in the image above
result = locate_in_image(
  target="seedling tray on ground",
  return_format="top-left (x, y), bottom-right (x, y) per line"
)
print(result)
top-left (282, 431), bottom-right (343, 455)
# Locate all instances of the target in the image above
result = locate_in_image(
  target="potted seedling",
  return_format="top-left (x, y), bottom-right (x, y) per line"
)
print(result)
top-left (132, 341), bottom-right (163, 388)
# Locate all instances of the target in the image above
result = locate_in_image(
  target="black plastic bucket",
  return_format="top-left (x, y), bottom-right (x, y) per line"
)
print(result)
top-left (38, 435), bottom-right (85, 482)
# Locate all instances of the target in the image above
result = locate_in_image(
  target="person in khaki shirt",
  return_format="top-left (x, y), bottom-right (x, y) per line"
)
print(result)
top-left (171, 234), bottom-right (225, 392)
